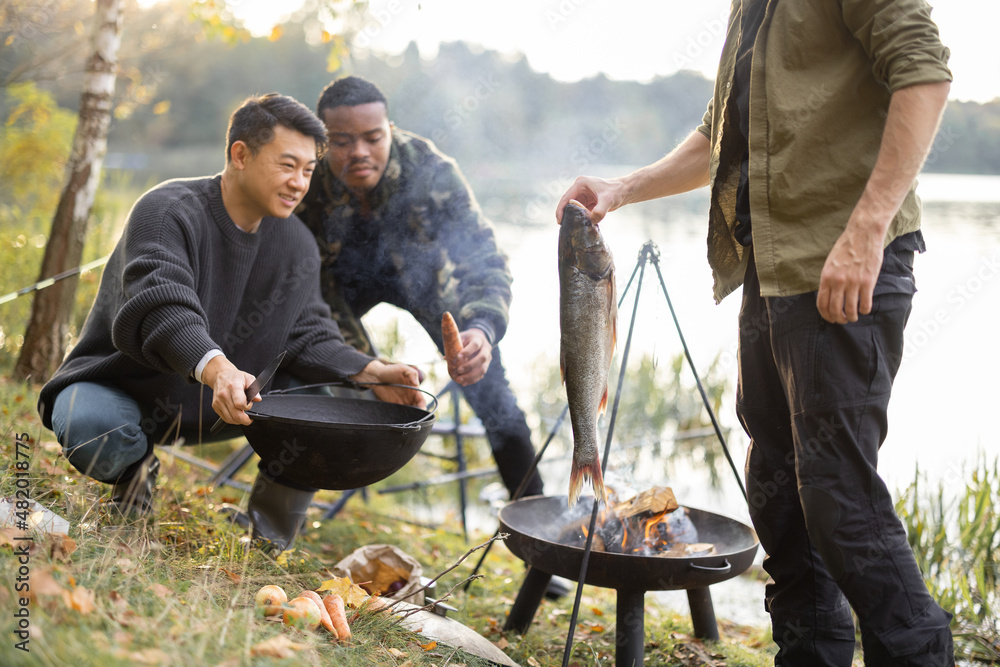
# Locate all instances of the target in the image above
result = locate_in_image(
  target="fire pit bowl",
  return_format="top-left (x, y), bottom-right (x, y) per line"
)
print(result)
top-left (499, 494), bottom-right (759, 591)
top-left (241, 392), bottom-right (436, 490)
top-left (499, 495), bottom-right (759, 666)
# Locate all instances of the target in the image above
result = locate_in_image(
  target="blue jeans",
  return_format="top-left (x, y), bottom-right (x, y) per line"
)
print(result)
top-left (737, 251), bottom-right (953, 666)
top-left (51, 382), bottom-right (158, 484)
top-left (52, 379), bottom-right (317, 490)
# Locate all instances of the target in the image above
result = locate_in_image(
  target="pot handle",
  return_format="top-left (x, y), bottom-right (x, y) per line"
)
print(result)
top-left (688, 559), bottom-right (731, 574)
top-left (353, 383), bottom-right (439, 425)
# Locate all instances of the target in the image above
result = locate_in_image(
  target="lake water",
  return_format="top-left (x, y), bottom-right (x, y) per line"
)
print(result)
top-left (363, 171), bottom-right (1000, 627)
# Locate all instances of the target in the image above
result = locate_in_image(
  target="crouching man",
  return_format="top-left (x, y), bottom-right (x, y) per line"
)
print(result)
top-left (37, 93), bottom-right (425, 549)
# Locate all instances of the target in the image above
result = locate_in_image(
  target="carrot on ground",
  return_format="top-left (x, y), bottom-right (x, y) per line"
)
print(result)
top-left (441, 311), bottom-right (462, 367)
top-left (323, 593), bottom-right (352, 642)
top-left (300, 590), bottom-right (337, 637)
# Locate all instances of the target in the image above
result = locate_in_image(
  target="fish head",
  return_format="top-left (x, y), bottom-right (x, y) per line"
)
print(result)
top-left (559, 200), bottom-right (613, 278)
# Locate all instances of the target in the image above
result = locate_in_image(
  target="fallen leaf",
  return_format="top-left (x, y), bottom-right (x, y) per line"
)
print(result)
top-left (317, 576), bottom-right (368, 608)
top-left (0, 527), bottom-right (19, 548)
top-left (527, 658), bottom-right (541, 667)
top-left (115, 648), bottom-right (169, 664)
top-left (420, 640), bottom-right (437, 651)
top-left (29, 568), bottom-right (65, 600)
top-left (40, 440), bottom-right (62, 454)
top-left (219, 567), bottom-right (241, 584)
top-left (387, 648), bottom-right (408, 659)
top-left (63, 586), bottom-right (96, 614)
top-left (49, 534), bottom-right (77, 562)
top-left (590, 623), bottom-right (606, 633)
top-left (591, 606), bottom-right (604, 617)
top-left (149, 583), bottom-right (172, 599)
top-left (493, 637), bottom-right (509, 650)
top-left (250, 635), bottom-right (310, 659)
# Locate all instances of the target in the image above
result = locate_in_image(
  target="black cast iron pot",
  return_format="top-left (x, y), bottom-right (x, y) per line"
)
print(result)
top-left (241, 386), bottom-right (437, 490)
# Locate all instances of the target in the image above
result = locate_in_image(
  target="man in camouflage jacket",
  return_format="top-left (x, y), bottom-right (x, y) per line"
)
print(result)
top-left (298, 76), bottom-right (543, 499)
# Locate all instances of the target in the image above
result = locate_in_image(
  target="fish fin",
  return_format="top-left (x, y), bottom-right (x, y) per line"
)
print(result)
top-left (568, 459), bottom-right (608, 508)
top-left (598, 385), bottom-right (608, 416)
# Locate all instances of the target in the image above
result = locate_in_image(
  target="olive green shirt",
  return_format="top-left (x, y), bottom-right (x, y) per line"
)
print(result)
top-left (696, 0), bottom-right (952, 301)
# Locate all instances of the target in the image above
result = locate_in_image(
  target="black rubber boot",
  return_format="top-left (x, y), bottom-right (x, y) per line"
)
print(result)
top-left (219, 474), bottom-right (315, 551)
top-left (107, 456), bottom-right (159, 519)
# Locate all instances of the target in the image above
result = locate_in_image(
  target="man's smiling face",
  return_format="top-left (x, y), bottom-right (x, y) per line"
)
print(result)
top-left (239, 124), bottom-right (317, 220)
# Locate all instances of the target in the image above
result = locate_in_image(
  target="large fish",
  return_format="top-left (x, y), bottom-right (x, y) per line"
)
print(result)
top-left (559, 200), bottom-right (617, 507)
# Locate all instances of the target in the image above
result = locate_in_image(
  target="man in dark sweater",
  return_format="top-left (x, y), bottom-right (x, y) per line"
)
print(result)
top-left (298, 76), bottom-right (543, 500)
top-left (38, 94), bottom-right (424, 548)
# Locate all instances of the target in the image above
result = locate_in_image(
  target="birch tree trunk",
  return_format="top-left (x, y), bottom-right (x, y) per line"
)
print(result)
top-left (14, 0), bottom-right (124, 382)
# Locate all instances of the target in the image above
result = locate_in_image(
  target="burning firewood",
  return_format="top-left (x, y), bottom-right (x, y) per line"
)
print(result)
top-left (555, 487), bottom-right (715, 557)
top-left (611, 486), bottom-right (679, 520)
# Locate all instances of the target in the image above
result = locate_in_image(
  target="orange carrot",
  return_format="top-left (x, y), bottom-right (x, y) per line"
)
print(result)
top-left (323, 593), bottom-right (352, 642)
top-left (441, 311), bottom-right (463, 367)
top-left (300, 590), bottom-right (337, 637)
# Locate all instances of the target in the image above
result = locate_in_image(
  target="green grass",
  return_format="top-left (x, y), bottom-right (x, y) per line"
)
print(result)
top-left (0, 377), bottom-right (775, 667)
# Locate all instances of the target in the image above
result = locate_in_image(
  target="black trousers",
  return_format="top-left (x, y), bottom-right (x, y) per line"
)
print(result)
top-left (736, 253), bottom-right (953, 666)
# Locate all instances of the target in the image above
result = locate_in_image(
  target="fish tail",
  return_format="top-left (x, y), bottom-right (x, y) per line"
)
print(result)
top-left (568, 458), bottom-right (608, 507)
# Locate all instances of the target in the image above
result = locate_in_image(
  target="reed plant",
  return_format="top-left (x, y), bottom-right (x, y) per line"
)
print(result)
top-left (896, 456), bottom-right (1000, 663)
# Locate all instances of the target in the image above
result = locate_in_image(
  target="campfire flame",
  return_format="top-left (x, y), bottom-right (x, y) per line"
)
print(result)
top-left (557, 487), bottom-right (716, 558)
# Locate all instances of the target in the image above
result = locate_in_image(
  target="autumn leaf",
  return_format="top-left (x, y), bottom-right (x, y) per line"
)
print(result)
top-left (28, 568), bottom-right (65, 601)
top-left (527, 657), bottom-right (542, 667)
top-left (148, 583), bottom-right (172, 599)
top-left (387, 648), bottom-right (408, 659)
top-left (275, 550), bottom-right (293, 567)
top-left (420, 640), bottom-right (437, 651)
top-left (48, 534), bottom-right (77, 562)
top-left (219, 567), bottom-right (241, 584)
top-left (63, 586), bottom-right (96, 614)
top-left (251, 635), bottom-right (311, 659)
top-left (316, 576), bottom-right (367, 608)
top-left (114, 648), bottom-right (169, 664)
top-left (326, 34), bottom-right (348, 73)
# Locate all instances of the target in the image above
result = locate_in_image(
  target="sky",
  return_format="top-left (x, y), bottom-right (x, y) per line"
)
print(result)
top-left (227, 0), bottom-right (999, 103)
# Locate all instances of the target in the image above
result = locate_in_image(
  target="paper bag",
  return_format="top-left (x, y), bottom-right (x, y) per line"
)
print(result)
top-left (333, 544), bottom-right (425, 606)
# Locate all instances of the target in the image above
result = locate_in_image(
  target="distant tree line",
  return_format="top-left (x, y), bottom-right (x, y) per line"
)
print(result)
top-left (9, 0), bottom-right (1000, 180)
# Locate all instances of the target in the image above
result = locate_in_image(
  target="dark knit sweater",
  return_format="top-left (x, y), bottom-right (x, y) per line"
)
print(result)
top-left (38, 175), bottom-right (373, 432)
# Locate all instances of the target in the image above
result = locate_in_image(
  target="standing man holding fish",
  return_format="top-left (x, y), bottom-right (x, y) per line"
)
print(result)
top-left (557, 0), bottom-right (954, 664)
top-left (298, 76), bottom-right (544, 501)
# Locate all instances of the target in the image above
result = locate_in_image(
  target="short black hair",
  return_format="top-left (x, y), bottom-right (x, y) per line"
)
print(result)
top-left (316, 76), bottom-right (388, 118)
top-left (225, 93), bottom-right (327, 163)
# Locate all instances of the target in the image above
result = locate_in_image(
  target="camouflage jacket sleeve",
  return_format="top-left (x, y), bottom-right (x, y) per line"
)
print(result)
top-left (423, 154), bottom-right (513, 344)
top-left (296, 171), bottom-right (374, 354)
